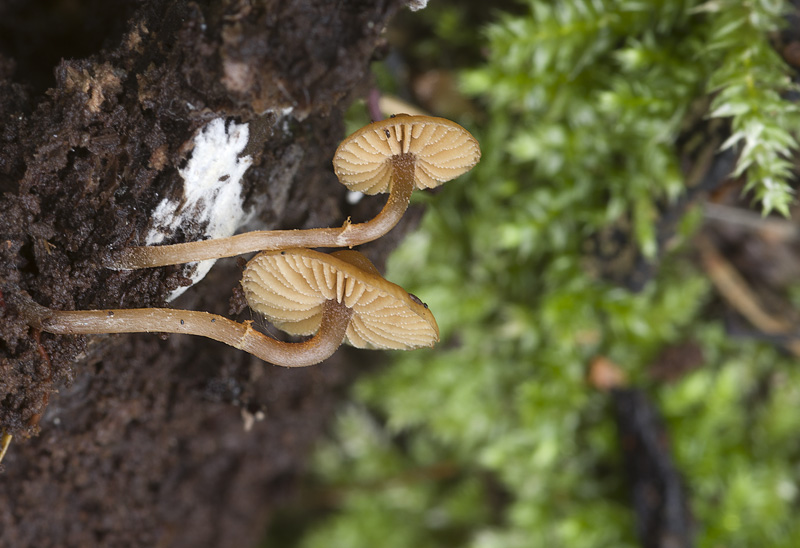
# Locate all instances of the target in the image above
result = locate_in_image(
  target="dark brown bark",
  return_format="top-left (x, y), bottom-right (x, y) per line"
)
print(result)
top-left (0, 1), bottom-right (409, 546)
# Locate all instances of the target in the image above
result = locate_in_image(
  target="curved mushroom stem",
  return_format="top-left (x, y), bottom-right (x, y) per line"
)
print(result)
top-left (12, 292), bottom-right (354, 368)
top-left (105, 155), bottom-right (416, 270)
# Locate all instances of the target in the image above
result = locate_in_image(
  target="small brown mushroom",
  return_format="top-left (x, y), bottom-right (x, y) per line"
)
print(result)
top-left (106, 115), bottom-right (480, 269)
top-left (11, 249), bottom-right (438, 368)
top-left (243, 248), bottom-right (439, 350)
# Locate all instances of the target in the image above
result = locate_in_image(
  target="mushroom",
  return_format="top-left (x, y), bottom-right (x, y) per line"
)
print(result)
top-left (106, 114), bottom-right (480, 269)
top-left (242, 248), bottom-right (439, 351)
top-left (11, 249), bottom-right (439, 368)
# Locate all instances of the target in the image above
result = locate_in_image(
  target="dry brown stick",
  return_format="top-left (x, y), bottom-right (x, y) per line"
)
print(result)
top-left (695, 232), bottom-right (800, 357)
top-left (703, 203), bottom-right (800, 242)
top-left (588, 356), bottom-right (695, 547)
top-left (0, 431), bottom-right (11, 465)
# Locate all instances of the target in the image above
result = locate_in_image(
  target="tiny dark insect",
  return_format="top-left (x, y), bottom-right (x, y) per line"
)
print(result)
top-left (408, 293), bottom-right (427, 309)
top-left (107, 311), bottom-right (114, 317)
top-left (384, 129), bottom-right (391, 138)
top-left (180, 319), bottom-right (184, 325)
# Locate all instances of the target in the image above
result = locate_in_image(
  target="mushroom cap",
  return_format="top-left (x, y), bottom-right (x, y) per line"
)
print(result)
top-left (332, 114), bottom-right (481, 195)
top-left (241, 248), bottom-right (439, 350)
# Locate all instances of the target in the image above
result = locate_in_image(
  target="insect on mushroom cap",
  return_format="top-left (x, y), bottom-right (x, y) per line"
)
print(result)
top-left (241, 248), bottom-right (439, 350)
top-left (332, 114), bottom-right (481, 195)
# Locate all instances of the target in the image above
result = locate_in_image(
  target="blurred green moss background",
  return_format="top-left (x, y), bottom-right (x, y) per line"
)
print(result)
top-left (271, 1), bottom-right (800, 546)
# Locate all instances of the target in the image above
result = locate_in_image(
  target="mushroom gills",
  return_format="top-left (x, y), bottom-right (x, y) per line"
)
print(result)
top-left (333, 114), bottom-right (481, 195)
top-left (242, 249), bottom-right (439, 350)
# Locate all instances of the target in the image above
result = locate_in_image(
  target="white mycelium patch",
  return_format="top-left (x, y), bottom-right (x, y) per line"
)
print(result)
top-left (146, 118), bottom-right (253, 300)
top-left (345, 190), bottom-right (365, 205)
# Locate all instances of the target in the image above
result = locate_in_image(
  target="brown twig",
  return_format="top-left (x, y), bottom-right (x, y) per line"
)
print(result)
top-left (695, 232), bottom-right (800, 357)
top-left (613, 388), bottom-right (695, 548)
top-left (0, 431), bottom-right (11, 465)
top-left (703, 203), bottom-right (800, 243)
top-left (588, 356), bottom-right (695, 547)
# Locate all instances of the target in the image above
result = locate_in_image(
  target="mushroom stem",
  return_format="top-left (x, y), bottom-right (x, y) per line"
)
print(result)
top-left (12, 292), bottom-right (354, 368)
top-left (105, 156), bottom-right (416, 270)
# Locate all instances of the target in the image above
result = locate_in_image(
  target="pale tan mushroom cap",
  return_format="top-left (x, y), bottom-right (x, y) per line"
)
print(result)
top-left (241, 248), bottom-right (439, 350)
top-left (332, 114), bottom-right (481, 195)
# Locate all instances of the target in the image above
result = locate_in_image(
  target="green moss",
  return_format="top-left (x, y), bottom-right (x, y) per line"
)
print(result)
top-left (292, 1), bottom-right (800, 546)
top-left (661, 335), bottom-right (800, 545)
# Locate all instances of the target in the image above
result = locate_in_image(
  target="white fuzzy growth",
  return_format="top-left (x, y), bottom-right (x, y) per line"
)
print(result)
top-left (346, 190), bottom-right (365, 205)
top-left (146, 118), bottom-right (253, 300)
top-left (147, 119), bottom-right (252, 245)
top-left (406, 0), bottom-right (428, 11)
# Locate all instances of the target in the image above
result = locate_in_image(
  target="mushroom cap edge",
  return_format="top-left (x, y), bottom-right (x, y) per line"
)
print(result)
top-left (241, 248), bottom-right (440, 350)
top-left (332, 114), bottom-right (481, 195)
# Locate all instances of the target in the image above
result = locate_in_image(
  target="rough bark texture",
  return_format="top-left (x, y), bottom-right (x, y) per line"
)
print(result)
top-left (0, 1), bottom-right (409, 546)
